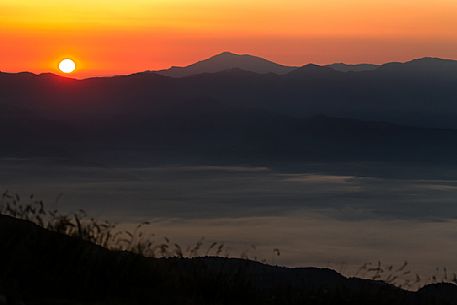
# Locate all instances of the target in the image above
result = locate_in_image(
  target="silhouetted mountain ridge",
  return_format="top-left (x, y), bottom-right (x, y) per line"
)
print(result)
top-left (327, 63), bottom-right (379, 72)
top-left (1, 214), bottom-right (457, 305)
top-left (2, 54), bottom-right (457, 162)
top-left (150, 52), bottom-right (455, 77)
top-left (154, 51), bottom-right (297, 77)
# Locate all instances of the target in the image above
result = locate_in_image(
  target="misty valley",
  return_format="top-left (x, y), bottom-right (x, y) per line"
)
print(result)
top-left (2, 52), bottom-right (457, 304)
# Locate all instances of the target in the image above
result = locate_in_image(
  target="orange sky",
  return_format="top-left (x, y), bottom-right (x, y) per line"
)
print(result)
top-left (1, 0), bottom-right (457, 78)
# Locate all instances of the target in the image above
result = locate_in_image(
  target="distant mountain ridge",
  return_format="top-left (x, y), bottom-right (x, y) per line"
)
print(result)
top-left (2, 55), bottom-right (457, 162)
top-left (327, 63), bottom-right (379, 72)
top-left (143, 53), bottom-right (457, 77)
top-left (151, 51), bottom-right (387, 77)
top-left (153, 52), bottom-right (297, 77)
top-left (3, 53), bottom-right (455, 79)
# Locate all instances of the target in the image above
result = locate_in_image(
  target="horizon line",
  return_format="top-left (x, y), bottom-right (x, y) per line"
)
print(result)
top-left (0, 53), bottom-right (454, 81)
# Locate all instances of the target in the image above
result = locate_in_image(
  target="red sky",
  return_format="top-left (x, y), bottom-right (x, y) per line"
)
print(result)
top-left (2, 0), bottom-right (457, 78)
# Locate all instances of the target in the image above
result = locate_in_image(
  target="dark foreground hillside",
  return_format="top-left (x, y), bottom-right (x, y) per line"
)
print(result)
top-left (0, 215), bottom-right (456, 305)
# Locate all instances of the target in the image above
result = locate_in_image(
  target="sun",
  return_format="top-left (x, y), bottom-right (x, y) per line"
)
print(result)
top-left (58, 58), bottom-right (76, 74)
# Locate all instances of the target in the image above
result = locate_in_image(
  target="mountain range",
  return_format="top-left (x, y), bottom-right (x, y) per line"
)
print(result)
top-left (2, 53), bottom-right (457, 163)
top-left (151, 51), bottom-right (380, 76)
top-left (153, 52), bottom-right (297, 76)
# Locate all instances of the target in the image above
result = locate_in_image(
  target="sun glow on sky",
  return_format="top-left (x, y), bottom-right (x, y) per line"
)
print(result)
top-left (1, 0), bottom-right (457, 78)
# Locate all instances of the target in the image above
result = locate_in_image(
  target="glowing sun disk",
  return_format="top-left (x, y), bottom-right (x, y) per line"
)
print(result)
top-left (59, 58), bottom-right (76, 73)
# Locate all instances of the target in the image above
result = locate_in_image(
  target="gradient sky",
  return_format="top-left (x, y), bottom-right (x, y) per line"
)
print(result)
top-left (2, 0), bottom-right (457, 78)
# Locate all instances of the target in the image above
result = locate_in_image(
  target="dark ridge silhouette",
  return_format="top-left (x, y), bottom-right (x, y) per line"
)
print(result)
top-left (285, 63), bottom-right (341, 79)
top-left (153, 51), bottom-right (297, 77)
top-left (3, 56), bottom-right (457, 130)
top-left (326, 63), bottom-right (380, 72)
top-left (378, 57), bottom-right (457, 73)
top-left (149, 53), bottom-right (450, 77)
top-left (1, 214), bottom-right (456, 305)
top-left (2, 98), bottom-right (457, 164)
top-left (2, 55), bottom-right (457, 162)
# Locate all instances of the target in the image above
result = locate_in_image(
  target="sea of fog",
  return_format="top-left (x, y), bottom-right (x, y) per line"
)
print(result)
top-left (1, 157), bottom-right (457, 278)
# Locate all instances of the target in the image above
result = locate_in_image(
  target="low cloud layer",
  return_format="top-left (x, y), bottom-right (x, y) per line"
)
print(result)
top-left (2, 159), bottom-right (457, 274)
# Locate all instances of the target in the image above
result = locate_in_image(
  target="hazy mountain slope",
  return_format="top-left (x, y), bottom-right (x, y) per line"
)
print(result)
top-left (1, 87), bottom-right (457, 164)
top-left (3, 57), bottom-right (457, 130)
top-left (2, 56), bottom-right (457, 162)
top-left (326, 63), bottom-right (379, 72)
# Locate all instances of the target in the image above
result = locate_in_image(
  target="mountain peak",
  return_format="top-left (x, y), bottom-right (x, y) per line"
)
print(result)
top-left (326, 63), bottom-right (379, 72)
top-left (287, 64), bottom-right (337, 78)
top-left (154, 52), bottom-right (297, 77)
top-left (214, 51), bottom-right (237, 57)
top-left (202, 51), bottom-right (264, 64)
top-left (406, 57), bottom-right (457, 67)
top-left (378, 57), bottom-right (457, 74)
